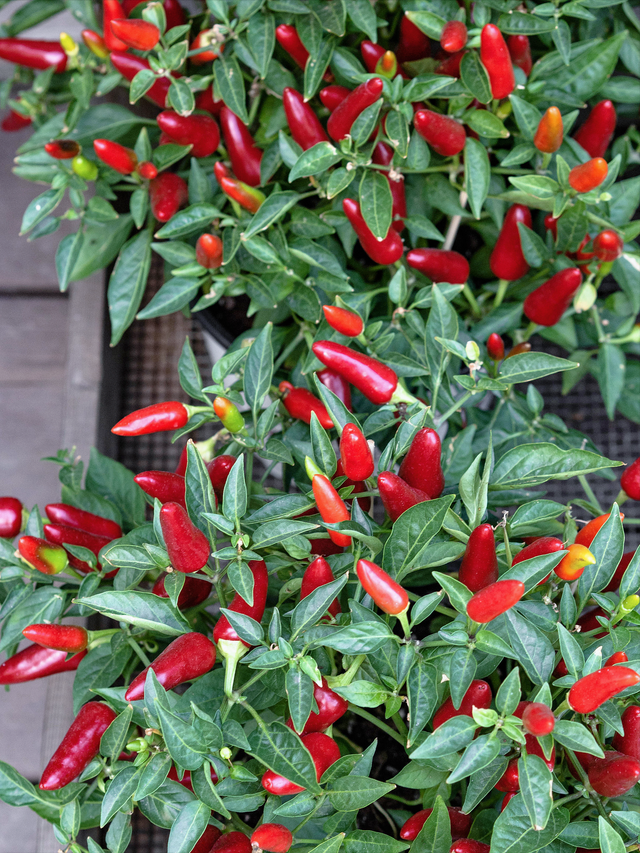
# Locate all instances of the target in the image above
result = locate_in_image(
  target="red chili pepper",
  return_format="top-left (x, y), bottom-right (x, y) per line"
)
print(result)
top-left (149, 172), bottom-right (189, 222)
top-left (134, 471), bottom-right (186, 507)
top-left (594, 229), bottom-right (624, 263)
top-left (214, 161), bottom-right (265, 213)
top-left (377, 471), bottom-right (429, 522)
top-left (339, 423), bottom-right (374, 482)
top-left (319, 85), bottom-right (350, 112)
top-left (406, 248), bottom-right (469, 284)
top-left (396, 15), bottom-right (430, 63)
top-left (554, 543), bottom-right (595, 581)
top-left (361, 41), bottom-right (385, 73)
top-left (278, 382), bottom-right (333, 429)
top-left (18, 536), bottom-right (68, 575)
top-left (507, 35), bottom-right (532, 76)
top-left (458, 524), bottom-right (498, 593)
top-left (312, 340), bottom-right (398, 405)
top-left (433, 680), bottom-right (492, 730)
top-left (486, 333), bottom-right (505, 361)
top-left (401, 807), bottom-right (471, 842)
top-left (219, 107), bottom-right (262, 187)
top-left (372, 142), bottom-right (407, 232)
top-left (112, 401), bottom-right (190, 436)
top-left (251, 825), bottom-right (292, 853)
top-left (44, 524), bottom-right (111, 573)
top-left (500, 793), bottom-right (516, 811)
top-left (490, 204), bottom-right (531, 281)
top-left (94, 138), bottom-right (138, 174)
top-left (414, 109), bottom-right (466, 157)
top-left (523, 267), bottom-right (582, 326)
top-left (110, 17), bottom-right (160, 51)
top-left (318, 368), bottom-right (352, 411)
top-left (613, 705), bottom-right (640, 759)
top-left (312, 475), bottom-right (351, 547)
top-left (342, 198), bottom-right (403, 265)
top-left (327, 77), bottom-right (384, 142)
top-left (275, 24), bottom-right (310, 71)
top-left (1, 109), bottom-right (31, 131)
top-left (495, 758), bottom-right (519, 792)
top-left (512, 536), bottom-right (563, 583)
top-left (0, 644), bottom-right (85, 685)
top-left (23, 624), bottom-right (88, 654)
top-left (605, 551), bottom-right (635, 593)
top-left (534, 107), bottom-right (563, 154)
top-left (575, 512), bottom-right (619, 548)
top-left (282, 87), bottom-right (329, 151)
top-left (608, 651), bottom-right (629, 665)
top-left (158, 0), bottom-right (185, 29)
top-left (544, 214), bottom-right (558, 240)
top-left (568, 667), bottom-right (640, 713)
top-left (568, 157), bottom-right (608, 193)
top-left (0, 38), bottom-right (67, 72)
top-left (45, 503), bottom-right (122, 540)
top-left (157, 110), bottom-right (220, 158)
top-left (82, 29), bottom-right (109, 59)
top-left (356, 558), bottom-right (408, 615)
top-left (0, 497), bottom-right (23, 538)
top-left (190, 827), bottom-right (222, 853)
top-left (323, 305), bottom-right (364, 338)
top-left (207, 455), bottom-right (236, 504)
top-left (213, 560), bottom-right (269, 648)
top-left (450, 842), bottom-right (490, 853)
top-left (190, 29), bottom-right (223, 65)
top-left (103, 0), bottom-right (128, 52)
top-left (153, 572), bottom-right (211, 609)
top-left (441, 21), bottom-right (468, 53)
top-left (262, 732), bottom-right (340, 795)
top-left (467, 579), bottom-right (525, 623)
top-left (435, 50), bottom-right (465, 77)
top-left (110, 52), bottom-right (172, 107)
top-left (521, 702), bottom-right (555, 736)
top-left (574, 100), bottom-right (616, 158)
top-left (124, 632), bottom-right (216, 701)
top-left (136, 160), bottom-right (157, 179)
top-left (287, 677), bottom-right (347, 735)
top-left (398, 428), bottom-right (444, 498)
top-left (588, 751), bottom-right (640, 797)
top-left (44, 140), bottom-right (80, 160)
top-left (160, 502), bottom-right (210, 574)
top-left (195, 85), bottom-right (223, 116)
top-left (211, 833), bottom-right (251, 853)
top-left (40, 702), bottom-right (117, 790)
top-left (301, 557), bottom-right (341, 619)
top-left (480, 24), bottom-right (515, 100)
top-left (175, 445), bottom-right (189, 477)
top-left (195, 233), bottom-right (223, 269)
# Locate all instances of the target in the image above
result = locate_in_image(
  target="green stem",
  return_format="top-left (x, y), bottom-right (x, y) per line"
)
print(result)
top-left (522, 321), bottom-right (538, 342)
top-left (347, 705), bottom-right (405, 744)
top-left (293, 795), bottom-right (327, 834)
top-left (502, 524), bottom-right (512, 567)
top-left (274, 329), bottom-right (304, 372)
top-left (493, 278), bottom-right (509, 308)
top-left (435, 391), bottom-right (474, 428)
top-left (579, 475), bottom-right (603, 514)
top-left (127, 638), bottom-right (152, 668)
top-left (462, 284), bottom-right (481, 317)
top-left (326, 654), bottom-right (366, 688)
top-left (397, 609), bottom-right (411, 640)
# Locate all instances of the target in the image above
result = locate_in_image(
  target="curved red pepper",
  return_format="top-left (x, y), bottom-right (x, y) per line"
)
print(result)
top-left (433, 680), bottom-right (492, 730)
top-left (157, 111), bottom-right (220, 158)
top-left (18, 536), bottom-right (68, 575)
top-left (608, 651), bottom-right (629, 665)
top-left (153, 572), bottom-right (211, 609)
top-left (441, 21), bottom-right (468, 53)
top-left (207, 455), bottom-right (236, 503)
top-left (480, 24), bottom-right (515, 100)
top-left (219, 107), bottom-right (262, 187)
top-left (44, 524), bottom-right (111, 573)
top-left (486, 333), bottom-right (505, 361)
top-left (319, 85), bottom-right (350, 112)
top-left (251, 825), bottom-right (292, 853)
top-left (279, 381), bottom-right (333, 429)
top-left (466, 579), bottom-right (525, 623)
top-left (82, 29), bottom-right (109, 58)
top-left (401, 807), bottom-right (471, 842)
top-left (110, 17), bottom-right (160, 51)
top-left (588, 751), bottom-right (640, 797)
top-left (414, 109), bottom-right (466, 157)
top-left (0, 644), bottom-right (85, 685)
top-left (521, 702), bottom-right (555, 736)
top-left (398, 428), bottom-right (444, 498)
top-left (569, 157), bottom-right (608, 193)
top-left (23, 624), bottom-right (88, 654)
top-left (1, 109), bottom-right (32, 131)
top-left (300, 557), bottom-right (341, 619)
top-left (160, 502), bottom-right (210, 574)
top-left (378, 471), bottom-right (429, 522)
top-left (490, 204), bottom-right (531, 281)
top-left (0, 38), bottom-right (67, 72)
top-left (407, 248), bottom-right (469, 284)
top-left (0, 497), bottom-right (23, 539)
top-left (361, 41), bottom-right (385, 73)
top-left (149, 172), bottom-right (189, 222)
top-left (312, 340), bottom-right (398, 405)
top-left (282, 87), bottom-right (329, 151)
top-left (112, 401), bottom-right (190, 436)
top-left (594, 230), bottom-right (624, 263)
top-left (196, 233), bottom-right (223, 269)
top-left (190, 827), bottom-right (222, 853)
top-left (312, 475), bottom-right (351, 547)
top-left (323, 305), bottom-right (364, 338)
top-left (214, 161), bottom-right (265, 213)
top-left (103, 0), bottom-right (128, 52)
top-left (512, 536), bottom-right (564, 584)
top-left (318, 368), bottom-right (352, 411)
top-left (576, 512), bottom-right (618, 547)
top-left (613, 705), bottom-right (640, 759)
top-left (45, 503), bottom-right (122, 540)
top-left (534, 107), bottom-right (563, 154)
top-left (342, 197), bottom-right (404, 265)
top-left (356, 558), bottom-right (408, 615)
top-left (275, 24), bottom-right (310, 71)
top-left (213, 560), bottom-right (269, 648)
top-left (459, 524), bottom-right (498, 592)
top-left (574, 100), bottom-right (616, 158)
top-left (523, 267), bottom-right (582, 326)
top-left (44, 140), bottom-right (80, 160)
top-left (327, 78), bottom-right (384, 142)
top-left (569, 667), bottom-right (640, 713)
top-left (110, 52), bottom-right (172, 107)
top-left (372, 142), bottom-right (407, 232)
top-left (134, 470), bottom-right (186, 507)
top-left (507, 35), bottom-right (532, 76)
top-left (396, 15), bottom-right (430, 63)
top-left (340, 423), bottom-right (373, 482)
top-left (40, 702), bottom-right (117, 789)
top-left (495, 759), bottom-right (520, 792)
top-left (125, 632), bottom-right (216, 701)
top-left (262, 732), bottom-right (340, 795)
top-left (287, 676), bottom-right (347, 735)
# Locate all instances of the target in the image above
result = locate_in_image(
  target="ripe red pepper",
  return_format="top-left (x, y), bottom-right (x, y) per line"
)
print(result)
top-left (19, 536), bottom-right (68, 575)
top-left (588, 751), bottom-right (640, 797)
top-left (40, 702), bottom-right (117, 790)
top-left (45, 503), bottom-right (122, 540)
top-left (214, 161), bottom-right (265, 213)
top-left (593, 230), bottom-right (624, 262)
top-left (190, 29), bottom-right (223, 65)
top-left (467, 579), bottom-right (525, 623)
top-left (137, 160), bottom-right (158, 180)
top-left (44, 140), bottom-right (80, 160)
top-left (342, 198), bottom-right (404, 265)
top-left (435, 50), bottom-right (465, 77)
top-left (356, 558), bottom-right (409, 615)
top-left (613, 706), bottom-right (640, 759)
top-left (480, 24), bottom-right (515, 100)
top-left (153, 572), bottom-right (210, 609)
top-left (459, 524), bottom-right (498, 593)
top-left (110, 52), bottom-right (172, 107)
top-left (275, 24), bottom-right (310, 71)
top-left (486, 333), bottom-right (505, 361)
top-left (23, 624), bottom-right (88, 654)
top-left (196, 233), bottom-right (223, 269)
top-left (534, 107), bottom-right (563, 154)
top-left (157, 110), bottom-right (220, 158)
top-left (0, 38), bottom-right (67, 72)
top-left (507, 35), bottom-right (532, 76)
top-left (512, 536), bottom-right (564, 583)
top-left (124, 632), bottom-right (216, 701)
top-left (622, 457), bottom-right (640, 502)
top-left (372, 142), bottom-right (407, 232)
top-left (219, 107), bottom-right (262, 187)
top-left (414, 109), bottom-right (466, 157)
top-left (283, 87), bottom-right (329, 151)
top-left (157, 0), bottom-right (185, 29)
top-left (521, 702), bottom-right (554, 736)
top-left (1, 109), bottom-right (31, 131)
top-left (44, 524), bottom-right (111, 573)
top-left (339, 423), bottom-right (374, 482)
top-left (279, 381), bottom-right (334, 428)
top-left (450, 842), bottom-right (490, 853)
top-left (401, 807), bottom-right (471, 842)
top-left (262, 732), bottom-right (340, 795)
top-left (0, 497), bottom-right (23, 538)
top-left (433, 680), bottom-right (492, 730)
top-left (569, 667), bottom-right (640, 713)
top-left (103, 0), bottom-right (128, 52)
top-left (378, 471), bottom-right (429, 522)
top-left (251, 825), bottom-right (292, 853)
top-left (327, 77), bottom-right (384, 142)
top-left (134, 470), bottom-right (186, 507)
top-left (575, 512), bottom-right (619, 547)
top-left (523, 267), bottom-right (582, 326)
top-left (544, 214), bottom-right (559, 240)
top-left (323, 305), bottom-right (364, 338)
top-left (318, 368), bottom-right (352, 411)
top-left (490, 204), bottom-right (531, 281)
top-left (0, 644), bottom-right (85, 685)
top-left (441, 21), bottom-right (468, 53)
top-left (211, 833), bottom-right (251, 853)
top-left (554, 543), bottom-right (595, 581)
top-left (82, 29), bottom-right (109, 59)
top-left (406, 248), bottom-right (469, 284)
top-left (195, 85), bottom-right (223, 116)
top-left (574, 100), bottom-right (616, 158)
top-left (112, 401), bottom-right (190, 436)
top-left (160, 502), bottom-right (210, 573)
top-left (207, 455), bottom-right (236, 503)
top-left (396, 15), bottom-right (430, 63)
top-left (312, 475), bottom-right (351, 547)
top-left (213, 560), bottom-right (269, 649)
top-left (360, 41), bottom-right (385, 73)
top-left (110, 17), bottom-right (160, 51)
top-left (569, 157), bottom-right (608, 193)
top-left (301, 557), bottom-right (341, 619)
top-left (398, 428), bottom-right (444, 498)
top-left (190, 827), bottom-right (222, 853)
top-left (149, 172), bottom-right (189, 222)
top-left (319, 85), bottom-right (350, 112)
top-left (608, 651), bottom-right (629, 665)
top-left (287, 677), bottom-right (347, 734)
top-left (312, 340), bottom-right (398, 405)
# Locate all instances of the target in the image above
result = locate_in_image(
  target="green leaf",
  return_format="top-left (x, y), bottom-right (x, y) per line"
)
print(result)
top-left (304, 38), bottom-right (335, 100)
top-left (347, 0), bottom-right (377, 41)
top-left (135, 753), bottom-right (172, 801)
top-left (382, 496), bottom-right (454, 580)
top-left (0, 761), bottom-right (40, 807)
top-left (168, 78), bottom-right (195, 115)
top-left (517, 223), bottom-right (549, 268)
top-left (491, 798), bottom-right (570, 853)
top-left (464, 138), bottom-right (490, 220)
top-left (412, 796), bottom-right (452, 852)
top-left (248, 10), bottom-right (275, 79)
top-left (498, 11), bottom-right (555, 33)
top-left (75, 591), bottom-right (189, 636)
top-left (100, 766), bottom-right (140, 826)
top-left (222, 456), bottom-right (248, 526)
top-left (20, 188), bottom-right (64, 235)
top-left (167, 800), bottom-right (211, 853)
top-left (290, 574), bottom-right (348, 638)
top-left (460, 50), bottom-right (492, 104)
top-left (328, 776), bottom-right (395, 811)
top-left (185, 441), bottom-right (217, 539)
top-left (248, 721), bottom-right (322, 793)
top-left (155, 204), bottom-right (222, 239)
top-left (491, 443), bottom-right (622, 488)
top-left (108, 230), bottom-right (152, 346)
top-left (599, 817), bottom-right (626, 853)
top-left (509, 175), bottom-right (559, 199)
top-left (499, 352), bottom-right (577, 384)
top-left (56, 229), bottom-right (84, 292)
top-left (286, 667), bottom-right (314, 734)
top-left (245, 323), bottom-right (273, 420)
top-left (243, 191), bottom-right (301, 238)
top-left (505, 609), bottom-right (555, 685)
top-left (597, 343), bottom-right (625, 420)
top-left (519, 753), bottom-right (553, 830)
top-left (333, 680), bottom-right (389, 709)
top-left (137, 277), bottom-right (200, 320)
top-left (577, 504), bottom-right (624, 608)
top-left (407, 662), bottom-right (438, 745)
top-left (550, 32), bottom-right (627, 101)
top-left (553, 720), bottom-right (604, 756)
top-left (359, 169), bottom-right (393, 240)
top-left (410, 716), bottom-right (478, 759)
top-left (101, 705), bottom-right (133, 764)
top-left (214, 55), bottom-right (248, 123)
top-left (406, 10), bottom-right (446, 39)
top-left (157, 704), bottom-right (207, 770)
top-left (447, 733), bottom-right (501, 783)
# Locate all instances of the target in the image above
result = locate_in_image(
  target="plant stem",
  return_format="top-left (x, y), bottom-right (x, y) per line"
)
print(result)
top-left (494, 278), bottom-right (509, 308)
top-left (436, 390), bottom-right (474, 428)
top-left (462, 284), bottom-right (481, 317)
top-left (579, 475), bottom-right (602, 513)
top-left (127, 637), bottom-right (152, 668)
top-left (347, 704), bottom-right (405, 744)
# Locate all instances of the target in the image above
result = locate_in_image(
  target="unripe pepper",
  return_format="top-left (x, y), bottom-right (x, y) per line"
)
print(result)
top-left (109, 17), bottom-right (160, 51)
top-left (262, 732), bottom-right (340, 795)
top-left (459, 524), bottom-right (498, 592)
top-left (397, 15), bottom-right (430, 63)
top-left (283, 87), bottom-right (329, 151)
top-left (110, 52), bottom-right (171, 107)
top-left (190, 29), bottom-right (223, 64)
top-left (301, 557), bottom-right (341, 619)
top-left (593, 230), bottom-right (624, 262)
top-left (207, 455), bottom-right (236, 503)
top-left (569, 158), bottom-right (608, 193)
top-left (451, 842), bottom-right (490, 853)
top-left (312, 475), bottom-right (351, 547)
top-left (467, 579), bottom-right (525, 623)
top-left (521, 702), bottom-right (555, 736)
top-left (480, 24), bottom-right (515, 100)
top-left (378, 471), bottom-right (429, 522)
top-left (534, 107), bottom-right (563, 154)
top-left (372, 142), bottom-right (406, 232)
top-left (323, 305), bottom-right (364, 338)
top-left (414, 109), bottom-right (466, 157)
top-left (278, 382), bottom-right (333, 429)
top-left (318, 368), bottom-right (352, 411)
top-left (441, 21), bottom-right (468, 53)
top-left (568, 667), bottom-right (640, 713)
top-left (82, 29), bottom-right (109, 59)
top-left (523, 267), bottom-right (582, 326)
top-left (19, 536), bottom-right (68, 575)
top-left (160, 502), bottom-right (210, 573)
top-left (407, 248), bottom-right (469, 284)
top-left (45, 503), bottom-right (122, 540)
top-left (23, 624), bottom-right (88, 654)
top-left (134, 470), bottom-right (186, 507)
top-left (251, 825), bottom-right (293, 853)
top-left (486, 333), bottom-right (505, 361)
top-left (340, 423), bottom-right (374, 482)
top-left (213, 397), bottom-right (245, 434)
top-left (214, 161), bottom-right (265, 213)
top-left (112, 401), bottom-right (190, 435)
top-left (44, 140), bottom-right (80, 160)
top-left (327, 78), bottom-right (384, 142)
top-left (219, 107), bottom-right (262, 187)
top-left (398, 428), bottom-right (444, 498)
top-left (103, 0), bottom-right (128, 52)
top-left (490, 205), bottom-right (531, 281)
top-left (588, 751), bottom-right (640, 797)
top-left (356, 559), bottom-right (409, 615)
top-left (342, 198), bottom-right (404, 265)
top-left (401, 807), bottom-right (471, 842)
top-left (554, 543), bottom-right (595, 581)
top-left (157, 110), bottom-right (220, 158)
top-left (71, 154), bottom-right (98, 181)
top-left (275, 24), bottom-right (310, 70)
top-left (149, 172), bottom-right (189, 222)
top-left (433, 680), bottom-right (492, 729)
top-left (574, 100), bottom-right (616, 158)
top-left (507, 35), bottom-right (532, 76)
top-left (312, 340), bottom-right (398, 405)
top-left (613, 706), bottom-right (640, 759)
top-left (0, 644), bottom-right (85, 685)
top-left (44, 524), bottom-right (111, 573)
top-left (0, 38), bottom-right (67, 72)
top-left (153, 572), bottom-right (210, 609)
top-left (124, 632), bottom-right (216, 701)
top-left (0, 497), bottom-right (23, 538)
top-left (506, 341), bottom-right (531, 358)
top-left (40, 702), bottom-right (117, 789)
top-left (319, 85), bottom-right (350, 112)
top-left (196, 233), bottom-right (223, 269)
